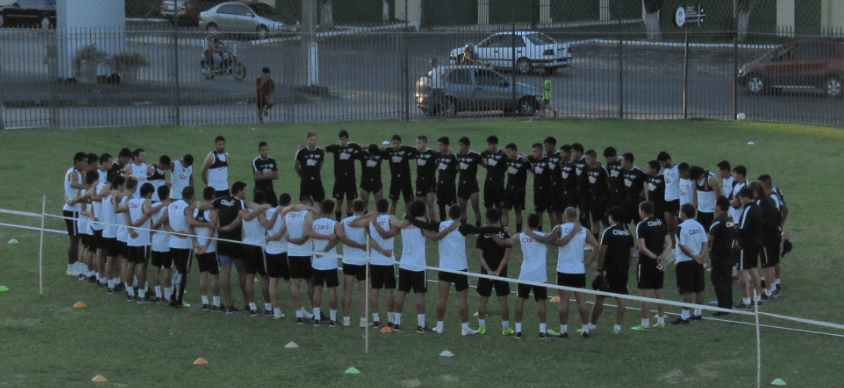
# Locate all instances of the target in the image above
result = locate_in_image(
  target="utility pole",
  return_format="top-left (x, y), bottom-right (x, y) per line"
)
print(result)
top-left (302, 0), bottom-right (317, 85)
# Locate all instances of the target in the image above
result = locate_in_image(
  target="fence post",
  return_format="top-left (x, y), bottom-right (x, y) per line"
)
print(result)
top-left (618, 20), bottom-right (623, 119)
top-left (682, 27), bottom-right (689, 119)
top-left (39, 195), bottom-right (46, 295)
top-left (173, 24), bottom-right (181, 126)
top-left (403, 0), bottom-right (410, 121)
top-left (732, 23), bottom-right (738, 120)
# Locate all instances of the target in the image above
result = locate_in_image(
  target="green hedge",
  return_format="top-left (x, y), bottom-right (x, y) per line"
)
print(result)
top-left (125, 0), bottom-right (162, 18)
top-left (551, 0), bottom-right (598, 22)
top-left (422, 0), bottom-right (477, 27)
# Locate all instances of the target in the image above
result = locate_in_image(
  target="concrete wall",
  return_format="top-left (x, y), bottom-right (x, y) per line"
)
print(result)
top-left (822, 0), bottom-right (844, 32)
top-left (57, 0), bottom-right (126, 79)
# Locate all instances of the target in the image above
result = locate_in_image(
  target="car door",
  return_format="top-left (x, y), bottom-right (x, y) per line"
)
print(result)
top-left (764, 44), bottom-right (796, 87)
top-left (214, 4), bottom-right (238, 32)
top-left (473, 35), bottom-right (501, 65)
top-left (793, 41), bottom-right (836, 88)
top-left (229, 3), bottom-right (255, 33)
top-left (473, 69), bottom-right (511, 111)
top-left (444, 68), bottom-right (474, 110)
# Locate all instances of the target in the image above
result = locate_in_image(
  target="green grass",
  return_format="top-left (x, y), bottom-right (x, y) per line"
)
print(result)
top-left (1, 118), bottom-right (843, 387)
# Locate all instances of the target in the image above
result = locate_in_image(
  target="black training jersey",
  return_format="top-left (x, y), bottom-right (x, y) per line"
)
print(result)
top-left (386, 145), bottom-right (416, 180)
top-left (736, 203), bottom-right (763, 248)
top-left (574, 156), bottom-right (590, 198)
top-left (708, 213), bottom-right (735, 258)
top-left (457, 151), bottom-right (482, 185)
top-left (415, 148), bottom-right (438, 183)
top-left (252, 156), bottom-right (278, 192)
top-left (587, 163), bottom-right (610, 200)
top-left (212, 196), bottom-right (245, 241)
top-left (561, 161), bottom-right (578, 196)
top-left (623, 166), bottom-right (647, 206)
top-left (636, 217), bottom-right (667, 263)
top-left (436, 152), bottom-right (458, 186)
top-left (647, 174), bottom-right (666, 209)
top-left (505, 157), bottom-right (529, 191)
top-left (607, 161), bottom-right (625, 199)
top-left (325, 142), bottom-right (361, 180)
top-left (527, 154), bottom-right (551, 190)
top-left (109, 161), bottom-right (125, 180)
top-left (358, 148), bottom-right (387, 185)
top-left (295, 146), bottom-right (325, 181)
top-left (600, 224), bottom-right (634, 271)
top-left (480, 149), bottom-right (507, 186)
top-left (476, 229), bottom-right (511, 271)
top-left (756, 196), bottom-right (781, 239)
top-left (546, 151), bottom-right (564, 186)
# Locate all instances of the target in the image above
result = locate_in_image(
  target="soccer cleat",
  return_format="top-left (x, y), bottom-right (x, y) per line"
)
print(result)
top-left (761, 294), bottom-right (775, 301)
top-left (690, 315), bottom-right (703, 321)
top-left (97, 282), bottom-right (107, 288)
top-left (461, 327), bottom-right (478, 336)
top-left (580, 331), bottom-right (591, 338)
top-left (328, 320), bottom-right (337, 328)
top-left (202, 304), bottom-right (210, 312)
top-left (225, 306), bottom-right (238, 315)
top-left (136, 296), bottom-right (149, 304)
top-left (150, 297), bottom-right (161, 303)
top-left (393, 324), bottom-right (401, 331)
top-left (712, 311), bottom-right (732, 318)
top-left (127, 295), bottom-right (135, 302)
top-left (431, 327), bottom-right (443, 334)
top-left (776, 283), bottom-right (781, 291)
top-left (547, 329), bottom-right (557, 336)
top-left (416, 326), bottom-right (433, 334)
top-left (107, 288), bottom-right (115, 294)
top-left (211, 305), bottom-right (223, 312)
top-left (477, 326), bottom-right (487, 335)
top-left (772, 289), bottom-right (780, 298)
top-left (161, 298), bottom-right (171, 305)
top-left (654, 323), bottom-right (666, 328)
top-left (371, 321), bottom-right (381, 328)
top-left (670, 317), bottom-right (690, 325)
top-left (264, 309), bottom-right (274, 317)
top-left (313, 320), bottom-right (321, 326)
top-left (502, 327), bottom-right (515, 336)
top-left (631, 325), bottom-right (649, 331)
top-left (78, 274), bottom-right (87, 281)
top-left (296, 317), bottom-right (304, 325)
top-left (735, 302), bottom-right (753, 309)
top-left (113, 283), bottom-right (126, 292)
top-left (320, 312), bottom-right (330, 322)
top-left (67, 270), bottom-right (78, 276)
top-left (612, 329), bottom-right (621, 335)
top-left (555, 332), bottom-right (569, 339)
top-left (342, 320), bottom-right (350, 327)
top-left (88, 276), bottom-right (97, 283)
top-left (538, 332), bottom-right (550, 339)
top-left (755, 300), bottom-right (763, 306)
top-left (512, 331), bottom-right (522, 339)
top-left (387, 322), bottom-right (394, 328)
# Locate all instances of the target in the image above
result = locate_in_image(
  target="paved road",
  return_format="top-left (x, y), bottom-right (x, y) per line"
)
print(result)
top-left (2, 26), bottom-right (843, 128)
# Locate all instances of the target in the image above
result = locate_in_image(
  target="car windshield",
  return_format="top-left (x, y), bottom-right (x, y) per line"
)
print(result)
top-left (251, 3), bottom-right (277, 17)
top-left (525, 33), bottom-right (555, 45)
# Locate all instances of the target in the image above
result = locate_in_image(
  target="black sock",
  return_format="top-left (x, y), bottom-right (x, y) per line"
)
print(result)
top-left (475, 220), bottom-right (481, 227)
top-left (516, 223), bottom-right (523, 233)
top-left (439, 204), bottom-right (447, 222)
top-left (335, 211), bottom-right (342, 222)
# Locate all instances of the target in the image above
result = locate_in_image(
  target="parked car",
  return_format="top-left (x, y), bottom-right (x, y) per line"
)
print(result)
top-left (448, 31), bottom-right (572, 75)
top-left (0, 0), bottom-right (55, 29)
top-left (199, 1), bottom-right (298, 40)
top-left (415, 65), bottom-right (543, 116)
top-left (160, 0), bottom-right (224, 26)
top-left (738, 39), bottom-right (844, 98)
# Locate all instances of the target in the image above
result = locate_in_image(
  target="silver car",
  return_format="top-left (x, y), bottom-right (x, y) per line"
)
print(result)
top-left (415, 65), bottom-right (544, 116)
top-left (199, 1), bottom-right (298, 40)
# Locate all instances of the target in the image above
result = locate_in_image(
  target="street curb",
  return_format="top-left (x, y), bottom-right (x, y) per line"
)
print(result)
top-left (577, 38), bottom-right (777, 50)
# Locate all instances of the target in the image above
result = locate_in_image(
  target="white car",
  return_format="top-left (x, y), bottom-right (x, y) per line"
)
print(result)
top-left (448, 31), bottom-right (572, 75)
top-left (199, 1), bottom-right (298, 40)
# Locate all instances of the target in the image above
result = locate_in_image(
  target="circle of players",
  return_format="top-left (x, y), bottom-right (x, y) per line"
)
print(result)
top-left (60, 130), bottom-right (790, 338)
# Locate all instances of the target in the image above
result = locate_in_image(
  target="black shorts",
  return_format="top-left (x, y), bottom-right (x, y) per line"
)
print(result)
top-left (676, 261), bottom-right (705, 294)
top-left (603, 269), bottom-right (629, 295)
top-left (256, 186), bottom-right (278, 207)
top-left (299, 179), bottom-right (325, 203)
top-left (398, 269), bottom-right (427, 293)
top-left (438, 269), bottom-right (469, 292)
top-left (457, 179), bottom-right (480, 200)
top-left (477, 269), bottom-right (510, 297)
top-left (761, 239), bottom-right (781, 268)
top-left (214, 189), bottom-right (231, 199)
top-left (342, 263), bottom-right (367, 281)
top-left (312, 268), bottom-right (340, 288)
top-left (90, 230), bottom-right (103, 251)
top-left (63, 210), bottom-right (79, 237)
top-left (625, 203), bottom-right (643, 225)
top-left (533, 186), bottom-right (547, 213)
top-left (389, 177), bottom-right (413, 202)
top-left (196, 252), bottom-right (220, 275)
top-left (151, 250), bottom-right (172, 269)
top-left (370, 264), bottom-right (397, 289)
top-left (636, 260), bottom-right (664, 290)
top-left (546, 187), bottom-right (564, 212)
top-left (360, 177), bottom-right (383, 194)
top-left (119, 240), bottom-right (130, 260)
top-left (500, 189), bottom-right (525, 211)
top-left (484, 181), bottom-right (504, 208)
top-left (104, 237), bottom-right (120, 257)
top-left (332, 178), bottom-right (358, 201)
top-left (436, 182), bottom-right (456, 206)
top-left (217, 241), bottom-right (245, 259)
top-left (556, 272), bottom-right (586, 288)
top-left (80, 233), bottom-right (91, 249)
top-left (415, 178), bottom-right (436, 197)
top-left (288, 255), bottom-right (313, 280)
top-left (590, 197), bottom-right (608, 222)
top-left (578, 196), bottom-right (591, 224)
top-left (243, 245), bottom-right (267, 275)
top-left (664, 199), bottom-right (680, 214)
top-left (517, 283), bottom-right (548, 301)
top-left (738, 245), bottom-right (760, 270)
top-left (128, 245), bottom-right (150, 265)
top-left (265, 252), bottom-right (290, 280)
top-left (696, 211), bottom-right (714, 232)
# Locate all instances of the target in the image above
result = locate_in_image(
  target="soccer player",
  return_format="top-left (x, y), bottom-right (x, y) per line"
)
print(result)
top-left (543, 137), bottom-right (564, 227)
top-left (124, 149), bottom-right (150, 198)
top-left (645, 160), bottom-right (666, 224)
top-left (309, 200), bottom-right (346, 327)
top-left (149, 185), bottom-right (172, 302)
top-left (672, 204), bottom-right (709, 325)
top-left (253, 141), bottom-right (279, 207)
top-left (657, 151), bottom-right (680, 252)
top-left (212, 181), bottom-right (249, 313)
top-left (474, 208), bottom-right (512, 336)
top-left (147, 155), bottom-right (169, 202)
top-left (754, 183), bottom-right (780, 301)
top-left (480, 136), bottom-right (507, 220)
top-left (367, 199), bottom-right (400, 327)
top-left (526, 143), bottom-right (551, 230)
top-left (202, 136), bottom-right (230, 198)
top-left (633, 201), bottom-right (671, 330)
top-left (689, 165), bottom-right (720, 232)
top-left (716, 161), bottom-right (734, 200)
top-left (96, 153), bottom-right (111, 186)
top-left (560, 145), bottom-right (579, 226)
top-left (501, 143), bottom-right (528, 233)
top-left (734, 187), bottom-right (765, 308)
top-left (678, 163), bottom-right (693, 210)
top-left (109, 148), bottom-right (132, 180)
top-left (102, 175), bottom-right (124, 293)
top-left (455, 137), bottom-right (483, 226)
top-left (708, 196), bottom-right (735, 316)
top-left (572, 143), bottom-right (591, 230)
top-left (194, 187), bottom-right (221, 311)
top-left (589, 207), bottom-right (634, 335)
top-left (585, 150), bottom-right (610, 236)
top-left (414, 135), bottom-right (439, 221)
top-left (435, 137), bottom-right (458, 222)
top-left (264, 193), bottom-right (292, 318)
top-left (385, 135), bottom-right (416, 216)
top-left (728, 165), bottom-right (749, 233)
top-left (757, 174), bottom-right (786, 292)
top-left (340, 201), bottom-right (377, 327)
top-left (125, 182), bottom-right (157, 302)
top-left (295, 132), bottom-right (326, 203)
top-left (357, 144), bottom-right (387, 206)
top-left (605, 147), bottom-right (625, 213)
top-left (496, 213), bottom-right (549, 339)
top-left (325, 130), bottom-right (362, 219)
top-left (166, 186), bottom-right (212, 308)
top-left (90, 161), bottom-right (110, 287)
top-left (240, 190), bottom-right (272, 316)
top-left (285, 197), bottom-right (318, 323)
top-left (620, 152), bottom-right (646, 226)
top-left (63, 152), bottom-right (87, 275)
top-left (169, 154), bottom-right (194, 201)
top-left (114, 176), bottom-right (135, 290)
top-left (75, 170), bottom-right (98, 283)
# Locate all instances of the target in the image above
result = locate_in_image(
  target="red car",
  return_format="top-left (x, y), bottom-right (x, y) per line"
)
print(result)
top-left (738, 39), bottom-right (844, 98)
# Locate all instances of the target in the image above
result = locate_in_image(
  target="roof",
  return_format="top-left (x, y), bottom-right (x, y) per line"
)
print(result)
top-left (490, 30), bottom-right (538, 36)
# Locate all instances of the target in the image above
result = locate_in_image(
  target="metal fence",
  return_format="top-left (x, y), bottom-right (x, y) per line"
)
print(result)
top-left (3, 0), bottom-right (844, 129)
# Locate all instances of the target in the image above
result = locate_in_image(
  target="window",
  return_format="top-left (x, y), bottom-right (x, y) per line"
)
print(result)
top-left (217, 4), bottom-right (238, 14)
top-left (231, 4), bottom-right (252, 16)
top-left (446, 69), bottom-right (472, 85)
top-left (796, 42), bottom-right (840, 60)
top-left (479, 35), bottom-right (504, 48)
top-left (252, 3), bottom-right (276, 17)
top-left (525, 33), bottom-right (555, 46)
top-left (475, 70), bottom-right (505, 86)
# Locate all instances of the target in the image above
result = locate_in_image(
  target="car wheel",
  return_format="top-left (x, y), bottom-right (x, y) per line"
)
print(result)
top-left (40, 16), bottom-right (51, 29)
top-left (233, 63), bottom-right (247, 81)
top-left (825, 76), bottom-right (842, 98)
top-left (257, 25), bottom-right (269, 40)
top-left (544, 67), bottom-right (557, 75)
top-left (516, 58), bottom-right (532, 75)
top-left (206, 23), bottom-right (219, 33)
top-left (442, 97), bottom-right (458, 116)
top-left (518, 97), bottom-right (537, 114)
top-left (746, 73), bottom-right (767, 95)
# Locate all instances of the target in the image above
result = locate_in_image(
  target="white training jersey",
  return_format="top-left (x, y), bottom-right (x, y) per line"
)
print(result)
top-left (556, 222), bottom-right (588, 274)
top-left (265, 207), bottom-right (287, 255)
top-left (170, 160), bottom-right (192, 200)
top-left (677, 218), bottom-right (706, 263)
top-left (207, 152), bottom-right (229, 191)
top-left (312, 217), bottom-right (338, 270)
top-left (127, 198), bottom-right (150, 247)
top-left (663, 164), bottom-right (680, 201)
top-left (90, 183), bottom-right (106, 231)
top-left (728, 180), bottom-right (748, 222)
top-left (721, 175), bottom-right (734, 199)
top-left (148, 167), bottom-right (166, 202)
top-left (102, 193), bottom-right (117, 238)
top-left (696, 172), bottom-right (717, 213)
top-left (151, 202), bottom-right (171, 252)
top-left (116, 196), bottom-right (129, 243)
top-left (128, 162), bottom-right (148, 198)
top-left (167, 199), bottom-right (192, 249)
top-left (679, 178), bottom-right (694, 207)
top-left (242, 209), bottom-right (266, 247)
top-left (369, 214), bottom-right (395, 266)
top-left (285, 210), bottom-right (311, 257)
top-left (341, 215), bottom-right (366, 265)
top-left (77, 202), bottom-right (91, 235)
top-left (517, 232), bottom-right (547, 283)
top-left (437, 219), bottom-right (468, 271)
top-left (400, 221), bottom-right (426, 272)
top-left (97, 168), bottom-right (108, 186)
top-left (62, 167), bottom-right (81, 212)
top-left (194, 208), bottom-right (216, 254)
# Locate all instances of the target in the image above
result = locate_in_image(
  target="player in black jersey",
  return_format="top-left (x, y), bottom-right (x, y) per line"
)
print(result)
top-left (604, 147), bottom-right (625, 213)
top-left (456, 137), bottom-right (483, 227)
top-left (211, 181), bottom-right (249, 313)
top-left (620, 152), bottom-right (646, 226)
top-left (109, 148), bottom-right (132, 181)
top-left (585, 150), bottom-right (610, 236)
top-left (526, 143), bottom-right (551, 230)
top-left (252, 141), bottom-right (279, 207)
top-left (645, 160), bottom-right (666, 223)
top-left (357, 144), bottom-right (388, 206)
top-left (560, 144), bottom-right (579, 223)
top-left (590, 207), bottom-right (634, 335)
top-left (753, 183), bottom-right (780, 301)
top-left (386, 135), bottom-right (416, 215)
top-left (480, 135), bottom-right (507, 215)
top-left (414, 135), bottom-right (438, 221)
top-left (435, 137), bottom-right (458, 222)
top-left (501, 143), bottom-right (528, 233)
top-left (735, 187), bottom-right (765, 308)
top-left (571, 143), bottom-right (591, 230)
top-left (295, 132), bottom-right (326, 202)
top-left (543, 137), bottom-right (564, 227)
top-left (757, 174), bottom-right (786, 293)
top-left (325, 130), bottom-right (361, 220)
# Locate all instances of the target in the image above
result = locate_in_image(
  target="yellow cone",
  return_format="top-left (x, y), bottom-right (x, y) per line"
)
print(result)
top-left (91, 375), bottom-right (106, 382)
top-left (193, 358), bottom-right (208, 365)
top-left (73, 301), bottom-right (86, 308)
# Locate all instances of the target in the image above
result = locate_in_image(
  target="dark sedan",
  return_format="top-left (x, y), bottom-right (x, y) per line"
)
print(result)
top-left (0, 0), bottom-right (56, 29)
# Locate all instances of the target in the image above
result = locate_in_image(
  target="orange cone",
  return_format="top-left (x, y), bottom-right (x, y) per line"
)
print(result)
top-left (91, 375), bottom-right (106, 382)
top-left (473, 311), bottom-right (479, 317)
top-left (193, 358), bottom-right (208, 365)
top-left (380, 326), bottom-right (392, 333)
top-left (73, 301), bottom-right (86, 308)
top-left (550, 296), bottom-right (561, 303)
top-left (254, 277), bottom-right (259, 283)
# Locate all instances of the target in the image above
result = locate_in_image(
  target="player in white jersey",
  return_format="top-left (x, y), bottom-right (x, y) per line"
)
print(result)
top-left (657, 151), bottom-right (680, 252)
top-left (285, 198), bottom-right (320, 323)
top-left (169, 154), bottom-right (194, 200)
top-left (124, 148), bottom-right (150, 199)
top-left (308, 200), bottom-right (354, 327)
top-left (716, 161), bottom-right (734, 200)
top-left (264, 193), bottom-right (292, 319)
top-left (366, 199), bottom-right (400, 328)
top-left (101, 175), bottom-right (124, 293)
top-left (677, 163), bottom-right (693, 208)
top-left (163, 186), bottom-right (213, 308)
top-left (202, 136), bottom-right (231, 198)
top-left (124, 183), bottom-right (157, 302)
top-left (671, 204), bottom-right (709, 325)
top-left (239, 191), bottom-right (274, 316)
top-left (690, 166), bottom-right (720, 232)
top-left (194, 187), bottom-right (221, 311)
top-left (728, 165), bottom-right (749, 227)
top-left (340, 201), bottom-right (378, 327)
top-left (62, 152), bottom-right (87, 275)
top-left (114, 176), bottom-right (139, 290)
top-left (149, 186), bottom-right (172, 303)
top-left (73, 170), bottom-right (99, 283)
top-left (97, 153), bottom-right (112, 186)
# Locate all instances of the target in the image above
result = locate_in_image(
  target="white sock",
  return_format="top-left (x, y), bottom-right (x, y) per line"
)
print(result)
top-left (154, 286), bottom-right (162, 298)
top-left (681, 310), bottom-right (690, 320)
top-left (301, 308), bottom-right (313, 318)
top-left (107, 279), bottom-right (114, 288)
top-left (138, 289), bottom-right (145, 298)
top-left (201, 295), bottom-right (209, 305)
top-left (213, 296), bottom-right (221, 307)
top-left (774, 279), bottom-right (781, 285)
top-left (126, 286), bottom-right (135, 296)
top-left (295, 309), bottom-right (303, 318)
top-left (143, 281), bottom-right (149, 292)
top-left (693, 308), bottom-right (702, 317)
top-left (436, 321), bottom-right (444, 331)
top-left (515, 322), bottom-right (522, 332)
top-left (418, 314), bottom-right (425, 327)
top-left (582, 323), bottom-right (589, 333)
top-left (561, 324), bottom-right (568, 333)
top-left (330, 309), bottom-right (337, 321)
top-left (613, 324), bottom-right (621, 331)
top-left (478, 318), bottom-right (486, 327)
top-left (502, 320), bottom-right (509, 328)
top-left (754, 295), bottom-right (762, 302)
top-left (360, 317), bottom-right (367, 324)
top-left (133, 276), bottom-right (138, 287)
top-left (641, 319), bottom-right (650, 328)
top-left (657, 316), bottom-right (665, 325)
top-left (265, 303), bottom-right (272, 311)
top-left (394, 313), bottom-right (402, 325)
top-left (313, 307), bottom-right (320, 319)
top-left (387, 312), bottom-right (394, 323)
top-left (343, 316), bottom-right (350, 322)
top-left (252, 302), bottom-right (260, 311)
top-left (164, 287), bottom-right (172, 299)
top-left (274, 308), bottom-right (282, 316)
top-left (372, 313), bottom-right (380, 322)
top-left (95, 272), bottom-right (101, 281)
top-left (768, 284), bottom-right (777, 293)
top-left (743, 297), bottom-right (751, 305)
top-left (461, 322), bottom-right (469, 331)
top-left (539, 323), bottom-right (546, 334)
top-left (588, 323), bottom-right (596, 330)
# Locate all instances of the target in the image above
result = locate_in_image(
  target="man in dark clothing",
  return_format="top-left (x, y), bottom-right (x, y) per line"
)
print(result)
top-left (708, 196), bottom-right (735, 315)
top-left (734, 187), bottom-right (765, 308)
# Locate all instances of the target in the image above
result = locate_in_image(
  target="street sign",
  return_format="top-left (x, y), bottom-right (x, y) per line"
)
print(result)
top-left (674, 5), bottom-right (705, 28)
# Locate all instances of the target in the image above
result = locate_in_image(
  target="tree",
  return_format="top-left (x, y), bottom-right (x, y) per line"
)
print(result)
top-left (644, 0), bottom-right (664, 41)
top-left (736, 0), bottom-right (749, 42)
top-left (319, 0), bottom-right (333, 31)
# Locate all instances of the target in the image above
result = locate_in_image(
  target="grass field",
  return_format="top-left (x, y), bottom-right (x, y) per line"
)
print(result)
top-left (1, 118), bottom-right (843, 387)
